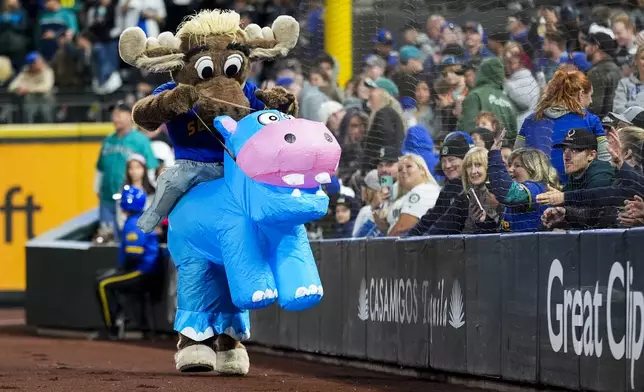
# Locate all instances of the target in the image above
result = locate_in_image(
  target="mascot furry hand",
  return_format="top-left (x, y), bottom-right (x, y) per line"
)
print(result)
top-left (117, 9), bottom-right (302, 234)
top-left (167, 110), bottom-right (341, 375)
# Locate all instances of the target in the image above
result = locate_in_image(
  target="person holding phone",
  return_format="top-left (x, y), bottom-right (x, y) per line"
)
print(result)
top-left (372, 153), bottom-right (441, 237)
top-left (426, 147), bottom-right (502, 234)
top-left (488, 128), bottom-right (562, 232)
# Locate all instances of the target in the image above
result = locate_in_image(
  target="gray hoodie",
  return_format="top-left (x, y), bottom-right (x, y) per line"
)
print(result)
top-left (504, 68), bottom-right (541, 130)
top-left (613, 74), bottom-right (644, 114)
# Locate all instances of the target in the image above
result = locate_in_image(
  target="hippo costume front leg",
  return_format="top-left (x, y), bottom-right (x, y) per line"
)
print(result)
top-left (263, 224), bottom-right (323, 311)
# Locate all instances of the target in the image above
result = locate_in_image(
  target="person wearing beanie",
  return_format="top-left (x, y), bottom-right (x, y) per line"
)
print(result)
top-left (584, 24), bottom-right (622, 119)
top-left (407, 133), bottom-right (472, 236)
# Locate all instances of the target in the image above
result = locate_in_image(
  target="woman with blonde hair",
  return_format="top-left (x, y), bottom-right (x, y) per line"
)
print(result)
top-left (514, 66), bottom-right (610, 184)
top-left (489, 132), bottom-right (560, 232)
top-left (372, 153), bottom-right (441, 236)
top-left (427, 147), bottom-right (503, 234)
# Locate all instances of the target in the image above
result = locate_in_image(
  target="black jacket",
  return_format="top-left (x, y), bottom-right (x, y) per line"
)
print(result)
top-left (408, 177), bottom-right (463, 236)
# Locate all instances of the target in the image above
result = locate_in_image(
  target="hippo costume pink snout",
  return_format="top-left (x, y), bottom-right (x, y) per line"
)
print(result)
top-left (236, 119), bottom-right (342, 189)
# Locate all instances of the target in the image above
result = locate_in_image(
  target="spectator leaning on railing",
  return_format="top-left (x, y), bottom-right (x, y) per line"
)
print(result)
top-left (8, 51), bottom-right (55, 123)
top-left (408, 132), bottom-right (472, 236)
top-left (537, 127), bottom-right (644, 229)
top-left (488, 131), bottom-right (561, 233)
top-left (373, 153), bottom-right (441, 237)
top-left (427, 146), bottom-right (502, 235)
top-left (538, 128), bottom-right (616, 230)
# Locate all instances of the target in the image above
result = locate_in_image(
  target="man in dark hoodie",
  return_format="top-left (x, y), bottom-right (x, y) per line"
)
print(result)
top-left (407, 133), bottom-right (472, 236)
top-left (456, 57), bottom-right (518, 143)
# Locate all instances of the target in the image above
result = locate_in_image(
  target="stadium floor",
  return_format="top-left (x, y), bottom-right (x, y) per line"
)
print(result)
top-left (0, 309), bottom-right (491, 392)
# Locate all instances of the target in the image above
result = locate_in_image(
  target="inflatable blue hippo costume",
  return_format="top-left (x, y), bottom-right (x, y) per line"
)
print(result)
top-left (167, 110), bottom-right (342, 375)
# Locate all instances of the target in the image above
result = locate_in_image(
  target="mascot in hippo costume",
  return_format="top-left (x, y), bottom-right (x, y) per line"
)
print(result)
top-left (118, 8), bottom-right (341, 375)
top-left (168, 109), bottom-right (341, 374)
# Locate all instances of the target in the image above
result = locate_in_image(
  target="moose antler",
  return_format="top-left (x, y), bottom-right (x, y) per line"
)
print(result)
top-left (244, 15), bottom-right (300, 60)
top-left (119, 27), bottom-right (184, 73)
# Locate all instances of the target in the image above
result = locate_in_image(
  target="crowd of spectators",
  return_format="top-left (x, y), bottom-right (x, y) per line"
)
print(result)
top-left (291, 0), bottom-right (644, 239)
top-left (5, 0), bottom-right (644, 240)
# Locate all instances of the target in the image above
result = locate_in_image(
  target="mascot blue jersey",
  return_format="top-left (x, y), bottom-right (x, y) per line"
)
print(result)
top-left (151, 81), bottom-right (267, 163)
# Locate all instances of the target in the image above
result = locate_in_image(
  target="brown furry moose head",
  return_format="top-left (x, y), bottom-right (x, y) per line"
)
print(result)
top-left (118, 10), bottom-right (299, 129)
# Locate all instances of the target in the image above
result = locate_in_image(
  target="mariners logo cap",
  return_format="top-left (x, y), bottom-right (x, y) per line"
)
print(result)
top-left (553, 128), bottom-right (598, 151)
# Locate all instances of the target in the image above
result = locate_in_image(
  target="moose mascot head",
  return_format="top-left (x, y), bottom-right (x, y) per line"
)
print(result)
top-left (118, 9), bottom-right (299, 131)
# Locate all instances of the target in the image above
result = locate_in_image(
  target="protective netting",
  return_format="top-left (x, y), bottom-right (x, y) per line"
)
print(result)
top-left (292, 0), bottom-right (644, 239)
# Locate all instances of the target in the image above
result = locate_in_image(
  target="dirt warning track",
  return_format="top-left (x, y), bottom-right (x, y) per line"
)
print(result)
top-left (0, 309), bottom-right (490, 392)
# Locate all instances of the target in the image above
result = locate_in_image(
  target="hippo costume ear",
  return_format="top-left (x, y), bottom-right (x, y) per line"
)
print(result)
top-left (213, 115), bottom-right (238, 140)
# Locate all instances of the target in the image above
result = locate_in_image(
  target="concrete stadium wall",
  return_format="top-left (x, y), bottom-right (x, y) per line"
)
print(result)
top-left (24, 211), bottom-right (644, 392)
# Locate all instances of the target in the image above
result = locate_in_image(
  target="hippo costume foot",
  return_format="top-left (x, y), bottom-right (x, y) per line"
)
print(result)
top-left (174, 333), bottom-right (217, 372)
top-left (215, 334), bottom-right (250, 376)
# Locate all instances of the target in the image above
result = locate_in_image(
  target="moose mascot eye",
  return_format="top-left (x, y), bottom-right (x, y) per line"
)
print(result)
top-left (224, 54), bottom-right (243, 77)
top-left (195, 56), bottom-right (214, 79)
top-left (258, 112), bottom-right (281, 125)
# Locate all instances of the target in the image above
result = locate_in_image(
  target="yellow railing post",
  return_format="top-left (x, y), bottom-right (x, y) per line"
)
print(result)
top-left (324, 0), bottom-right (353, 89)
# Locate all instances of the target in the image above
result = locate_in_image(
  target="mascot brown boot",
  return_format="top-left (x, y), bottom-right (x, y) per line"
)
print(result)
top-left (214, 334), bottom-right (250, 376)
top-left (174, 333), bottom-right (217, 372)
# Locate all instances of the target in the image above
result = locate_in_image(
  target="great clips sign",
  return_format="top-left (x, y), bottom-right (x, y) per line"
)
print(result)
top-left (546, 259), bottom-right (644, 389)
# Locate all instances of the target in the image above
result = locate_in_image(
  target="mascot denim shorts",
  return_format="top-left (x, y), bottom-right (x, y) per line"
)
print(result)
top-left (137, 160), bottom-right (224, 233)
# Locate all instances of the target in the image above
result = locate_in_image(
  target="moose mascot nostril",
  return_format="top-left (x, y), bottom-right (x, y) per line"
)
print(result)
top-left (117, 9), bottom-right (306, 376)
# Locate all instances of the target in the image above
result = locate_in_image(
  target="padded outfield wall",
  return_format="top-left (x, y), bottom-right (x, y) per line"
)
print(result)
top-left (25, 213), bottom-right (644, 392)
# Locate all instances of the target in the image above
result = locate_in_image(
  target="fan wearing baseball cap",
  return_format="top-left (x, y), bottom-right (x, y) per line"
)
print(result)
top-left (552, 128), bottom-right (614, 191)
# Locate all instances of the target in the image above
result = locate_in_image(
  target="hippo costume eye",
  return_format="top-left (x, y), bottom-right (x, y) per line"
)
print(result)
top-left (282, 114), bottom-right (294, 120)
top-left (195, 56), bottom-right (214, 79)
top-left (258, 112), bottom-right (281, 125)
top-left (224, 54), bottom-right (243, 78)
